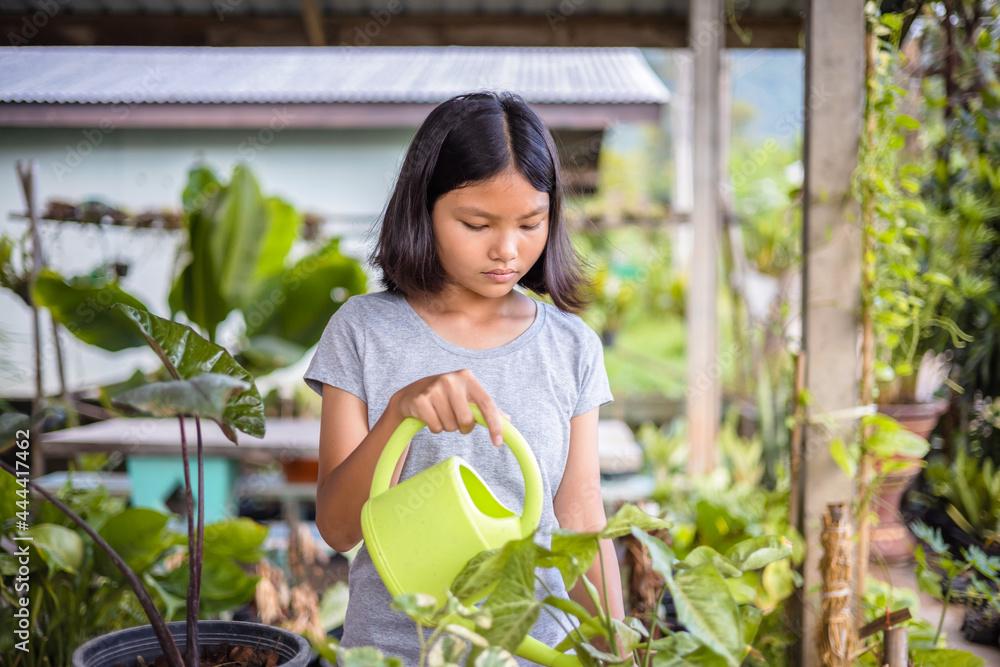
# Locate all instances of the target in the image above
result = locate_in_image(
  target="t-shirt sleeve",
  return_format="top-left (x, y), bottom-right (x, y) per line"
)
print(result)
top-left (302, 297), bottom-right (367, 402)
top-left (572, 326), bottom-right (614, 418)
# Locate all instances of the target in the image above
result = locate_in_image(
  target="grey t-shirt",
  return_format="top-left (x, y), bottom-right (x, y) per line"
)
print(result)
top-left (303, 289), bottom-right (613, 664)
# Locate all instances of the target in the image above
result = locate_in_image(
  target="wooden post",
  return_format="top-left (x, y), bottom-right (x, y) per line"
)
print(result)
top-left (685, 0), bottom-right (722, 474)
top-left (882, 626), bottom-right (908, 667)
top-left (798, 2), bottom-right (866, 665)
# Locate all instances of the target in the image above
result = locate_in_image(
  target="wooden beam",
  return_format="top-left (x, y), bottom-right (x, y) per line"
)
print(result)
top-left (0, 13), bottom-right (802, 48)
top-left (685, 0), bottom-right (722, 475)
top-left (297, 0), bottom-right (327, 47)
top-left (797, 1), bottom-right (865, 666)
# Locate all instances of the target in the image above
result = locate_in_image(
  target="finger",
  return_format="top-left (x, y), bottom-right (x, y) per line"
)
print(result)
top-left (430, 390), bottom-right (460, 433)
top-left (469, 390), bottom-right (504, 448)
top-left (414, 395), bottom-right (444, 434)
top-left (453, 400), bottom-right (476, 436)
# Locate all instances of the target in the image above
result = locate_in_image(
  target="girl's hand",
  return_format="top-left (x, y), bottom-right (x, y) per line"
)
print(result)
top-left (390, 369), bottom-right (508, 447)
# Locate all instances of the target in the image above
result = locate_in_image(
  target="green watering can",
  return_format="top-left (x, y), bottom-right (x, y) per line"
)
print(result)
top-left (361, 404), bottom-right (580, 667)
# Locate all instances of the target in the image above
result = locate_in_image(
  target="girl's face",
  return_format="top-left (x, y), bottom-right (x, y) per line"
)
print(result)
top-left (431, 168), bottom-right (549, 301)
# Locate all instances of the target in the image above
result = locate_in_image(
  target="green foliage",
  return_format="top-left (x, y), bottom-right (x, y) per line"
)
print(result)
top-left (922, 447), bottom-right (1000, 543)
top-left (111, 303), bottom-right (265, 443)
top-left (171, 164), bottom-right (366, 378)
top-left (0, 474), bottom-right (263, 666)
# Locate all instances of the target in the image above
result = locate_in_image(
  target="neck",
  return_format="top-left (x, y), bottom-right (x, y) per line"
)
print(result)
top-left (408, 285), bottom-right (525, 323)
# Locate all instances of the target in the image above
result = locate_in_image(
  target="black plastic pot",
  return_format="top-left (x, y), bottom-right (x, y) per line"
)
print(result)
top-left (72, 620), bottom-right (311, 667)
top-left (961, 605), bottom-right (1000, 646)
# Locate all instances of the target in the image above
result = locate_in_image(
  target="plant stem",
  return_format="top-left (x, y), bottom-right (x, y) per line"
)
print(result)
top-left (643, 584), bottom-right (667, 667)
top-left (598, 546), bottom-right (619, 657)
top-left (193, 416), bottom-right (205, 651)
top-left (934, 576), bottom-right (954, 646)
top-left (0, 460), bottom-right (185, 667)
top-left (178, 416), bottom-right (198, 666)
top-left (536, 575), bottom-right (586, 645)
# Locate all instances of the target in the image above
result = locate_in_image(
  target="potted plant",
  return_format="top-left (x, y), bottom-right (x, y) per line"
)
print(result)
top-left (1, 304), bottom-right (311, 666)
top-left (318, 503), bottom-right (795, 667)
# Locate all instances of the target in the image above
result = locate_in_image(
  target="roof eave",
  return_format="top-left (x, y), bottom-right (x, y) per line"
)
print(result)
top-left (0, 101), bottom-right (665, 130)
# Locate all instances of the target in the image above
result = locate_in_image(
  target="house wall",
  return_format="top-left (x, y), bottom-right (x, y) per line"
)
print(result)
top-left (0, 126), bottom-right (415, 399)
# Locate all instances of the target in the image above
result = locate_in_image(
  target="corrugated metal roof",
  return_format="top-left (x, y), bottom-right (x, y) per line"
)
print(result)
top-left (0, 46), bottom-right (670, 105)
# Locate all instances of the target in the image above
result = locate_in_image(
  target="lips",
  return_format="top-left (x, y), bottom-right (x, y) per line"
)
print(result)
top-left (485, 269), bottom-right (516, 276)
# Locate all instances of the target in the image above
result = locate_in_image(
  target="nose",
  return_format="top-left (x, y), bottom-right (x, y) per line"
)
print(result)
top-left (490, 230), bottom-right (518, 262)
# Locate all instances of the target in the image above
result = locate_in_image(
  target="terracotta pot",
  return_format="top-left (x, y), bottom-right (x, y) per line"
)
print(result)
top-left (870, 399), bottom-right (950, 563)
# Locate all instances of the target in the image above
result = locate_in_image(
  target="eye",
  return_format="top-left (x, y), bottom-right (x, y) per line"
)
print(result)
top-left (462, 222), bottom-right (487, 231)
top-left (521, 221), bottom-right (545, 231)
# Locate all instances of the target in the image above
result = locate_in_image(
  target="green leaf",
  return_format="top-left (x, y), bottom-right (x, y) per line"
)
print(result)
top-left (910, 649), bottom-right (985, 667)
top-left (33, 268), bottom-right (149, 351)
top-left (28, 523), bottom-right (83, 575)
top-left (911, 521), bottom-right (950, 556)
top-left (723, 536), bottom-right (794, 573)
top-left (252, 197), bottom-right (300, 284)
top-left (601, 504), bottom-right (671, 538)
top-left (319, 581), bottom-right (350, 632)
top-left (161, 555), bottom-right (260, 615)
top-left (335, 646), bottom-right (404, 667)
top-left (112, 373), bottom-right (249, 421)
top-left (549, 530), bottom-right (600, 589)
top-left (895, 114), bottom-right (920, 131)
top-left (428, 634), bottom-right (467, 667)
top-left (96, 508), bottom-right (175, 577)
top-left (202, 518), bottom-right (267, 563)
top-left (143, 570), bottom-right (188, 622)
top-left (630, 527), bottom-right (675, 581)
top-left (580, 642), bottom-right (631, 666)
top-left (474, 647), bottom-right (518, 667)
top-left (450, 548), bottom-right (506, 603)
top-left (541, 596), bottom-right (606, 639)
top-left (678, 547), bottom-right (742, 578)
top-left (740, 605), bottom-right (764, 646)
top-left (481, 536), bottom-right (541, 653)
top-left (830, 437), bottom-right (857, 478)
top-left (667, 562), bottom-right (743, 667)
top-left (111, 303), bottom-right (265, 442)
top-left (390, 593), bottom-right (438, 622)
top-left (243, 238), bottom-right (367, 348)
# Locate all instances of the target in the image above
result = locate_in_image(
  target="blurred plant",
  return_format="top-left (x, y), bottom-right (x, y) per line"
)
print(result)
top-left (921, 446), bottom-right (1000, 546)
top-left (172, 164), bottom-right (366, 378)
top-left (0, 473), bottom-right (265, 666)
top-left (912, 520), bottom-right (1000, 646)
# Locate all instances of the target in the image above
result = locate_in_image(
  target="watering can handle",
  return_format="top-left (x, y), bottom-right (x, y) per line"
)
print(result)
top-left (369, 403), bottom-right (543, 537)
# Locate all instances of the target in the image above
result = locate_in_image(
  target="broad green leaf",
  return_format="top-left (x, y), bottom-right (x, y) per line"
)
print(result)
top-left (33, 268), bottom-right (149, 351)
top-left (28, 523), bottom-right (83, 575)
top-left (112, 373), bottom-right (249, 421)
top-left (243, 238), bottom-right (366, 348)
top-left (910, 649), bottom-right (985, 667)
top-left (236, 335), bottom-right (308, 380)
top-left (667, 562), bottom-right (743, 667)
top-left (202, 517), bottom-right (267, 563)
top-left (740, 605), bottom-right (764, 646)
top-left (161, 554), bottom-right (259, 615)
top-left (481, 535), bottom-right (540, 652)
top-left (450, 548), bottom-right (505, 603)
top-left (182, 165), bottom-right (221, 213)
top-left (550, 530), bottom-right (600, 589)
top-left (678, 546), bottom-right (742, 578)
top-left (96, 508), bottom-right (174, 577)
top-left (911, 521), bottom-right (950, 556)
top-left (601, 504), bottom-right (671, 538)
top-left (111, 304), bottom-right (265, 442)
top-left (630, 527), bottom-right (676, 581)
top-left (723, 536), bottom-right (793, 572)
top-left (580, 642), bottom-right (631, 666)
top-left (612, 617), bottom-right (641, 652)
top-left (251, 197), bottom-right (300, 284)
top-left (143, 570), bottom-right (187, 622)
top-left (895, 114), bottom-right (920, 131)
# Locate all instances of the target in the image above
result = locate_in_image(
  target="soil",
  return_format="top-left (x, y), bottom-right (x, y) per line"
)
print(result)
top-left (128, 643), bottom-right (281, 667)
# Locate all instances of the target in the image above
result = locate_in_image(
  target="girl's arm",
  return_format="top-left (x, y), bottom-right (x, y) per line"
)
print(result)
top-left (315, 370), bottom-right (507, 553)
top-left (553, 407), bottom-right (626, 625)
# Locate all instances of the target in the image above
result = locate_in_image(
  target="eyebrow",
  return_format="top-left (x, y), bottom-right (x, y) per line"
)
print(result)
top-left (453, 205), bottom-right (548, 221)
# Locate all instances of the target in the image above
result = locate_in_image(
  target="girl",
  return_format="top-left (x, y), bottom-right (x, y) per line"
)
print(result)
top-left (304, 90), bottom-right (624, 663)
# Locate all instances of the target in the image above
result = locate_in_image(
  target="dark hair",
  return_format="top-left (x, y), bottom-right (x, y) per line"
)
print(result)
top-left (371, 90), bottom-right (588, 313)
